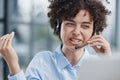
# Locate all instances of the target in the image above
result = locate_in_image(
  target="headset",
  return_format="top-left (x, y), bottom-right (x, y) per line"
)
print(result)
top-left (55, 20), bottom-right (61, 35)
top-left (55, 20), bottom-right (100, 49)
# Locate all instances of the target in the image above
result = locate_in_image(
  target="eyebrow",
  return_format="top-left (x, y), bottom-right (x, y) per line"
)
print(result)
top-left (82, 22), bottom-right (92, 24)
top-left (65, 19), bottom-right (92, 24)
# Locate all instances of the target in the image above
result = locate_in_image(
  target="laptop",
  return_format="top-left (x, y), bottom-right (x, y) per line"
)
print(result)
top-left (77, 54), bottom-right (120, 80)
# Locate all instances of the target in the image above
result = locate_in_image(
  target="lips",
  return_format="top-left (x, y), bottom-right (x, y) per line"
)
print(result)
top-left (69, 38), bottom-right (82, 45)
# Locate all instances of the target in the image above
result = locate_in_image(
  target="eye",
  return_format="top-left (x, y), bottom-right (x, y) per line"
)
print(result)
top-left (65, 22), bottom-right (76, 27)
top-left (81, 24), bottom-right (90, 29)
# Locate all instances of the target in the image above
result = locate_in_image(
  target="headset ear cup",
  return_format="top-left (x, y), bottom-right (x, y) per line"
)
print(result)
top-left (55, 27), bottom-right (59, 35)
top-left (55, 20), bottom-right (60, 35)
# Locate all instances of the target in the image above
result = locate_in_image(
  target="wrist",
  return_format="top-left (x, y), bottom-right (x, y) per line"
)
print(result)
top-left (7, 61), bottom-right (21, 75)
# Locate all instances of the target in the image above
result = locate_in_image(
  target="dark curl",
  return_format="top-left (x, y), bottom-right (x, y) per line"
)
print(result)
top-left (47, 0), bottom-right (111, 36)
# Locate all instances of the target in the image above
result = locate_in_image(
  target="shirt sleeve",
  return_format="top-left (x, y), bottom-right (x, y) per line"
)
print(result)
top-left (8, 70), bottom-right (26, 80)
top-left (8, 52), bottom-right (48, 80)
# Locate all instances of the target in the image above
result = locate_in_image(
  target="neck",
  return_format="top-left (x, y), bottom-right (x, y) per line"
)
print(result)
top-left (62, 45), bottom-right (84, 66)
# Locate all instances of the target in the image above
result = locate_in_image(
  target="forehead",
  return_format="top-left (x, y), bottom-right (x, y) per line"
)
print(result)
top-left (67, 10), bottom-right (93, 23)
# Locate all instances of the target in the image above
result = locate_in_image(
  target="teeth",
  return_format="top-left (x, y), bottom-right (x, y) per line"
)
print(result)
top-left (71, 39), bottom-right (80, 42)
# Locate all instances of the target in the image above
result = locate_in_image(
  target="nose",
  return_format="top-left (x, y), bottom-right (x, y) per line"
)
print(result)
top-left (72, 26), bottom-right (81, 36)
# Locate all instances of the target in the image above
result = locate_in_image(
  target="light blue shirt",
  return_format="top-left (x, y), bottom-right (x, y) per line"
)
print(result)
top-left (8, 45), bottom-right (92, 80)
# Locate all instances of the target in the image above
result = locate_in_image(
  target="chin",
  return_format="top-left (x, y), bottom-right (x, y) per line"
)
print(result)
top-left (67, 45), bottom-right (75, 50)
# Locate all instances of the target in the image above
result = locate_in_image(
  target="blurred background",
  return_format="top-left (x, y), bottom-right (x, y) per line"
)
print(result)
top-left (0, 0), bottom-right (120, 80)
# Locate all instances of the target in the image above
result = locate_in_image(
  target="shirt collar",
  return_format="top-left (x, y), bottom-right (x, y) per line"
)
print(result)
top-left (76, 48), bottom-right (90, 67)
top-left (53, 44), bottom-right (90, 69)
top-left (53, 44), bottom-right (70, 69)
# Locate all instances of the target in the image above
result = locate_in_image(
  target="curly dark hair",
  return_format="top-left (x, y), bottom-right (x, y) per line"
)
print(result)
top-left (47, 0), bottom-right (111, 36)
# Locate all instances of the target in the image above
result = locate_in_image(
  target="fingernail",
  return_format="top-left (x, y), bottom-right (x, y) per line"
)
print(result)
top-left (11, 32), bottom-right (14, 35)
top-left (12, 32), bottom-right (14, 34)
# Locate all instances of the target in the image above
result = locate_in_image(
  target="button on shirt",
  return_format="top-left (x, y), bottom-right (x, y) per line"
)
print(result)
top-left (8, 45), bottom-right (92, 80)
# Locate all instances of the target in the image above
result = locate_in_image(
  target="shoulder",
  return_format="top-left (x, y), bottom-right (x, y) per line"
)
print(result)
top-left (33, 51), bottom-right (53, 61)
top-left (27, 51), bottom-right (54, 69)
top-left (35, 51), bottom-right (52, 58)
top-left (25, 51), bottom-right (54, 78)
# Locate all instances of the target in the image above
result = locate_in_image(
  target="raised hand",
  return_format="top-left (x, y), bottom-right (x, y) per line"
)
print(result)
top-left (0, 32), bottom-right (20, 75)
top-left (87, 35), bottom-right (112, 56)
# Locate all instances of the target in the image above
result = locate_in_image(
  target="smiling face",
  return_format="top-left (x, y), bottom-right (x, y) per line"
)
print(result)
top-left (60, 10), bottom-right (94, 50)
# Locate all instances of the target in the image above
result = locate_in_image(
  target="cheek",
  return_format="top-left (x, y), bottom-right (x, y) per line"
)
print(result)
top-left (60, 26), bottom-right (71, 42)
top-left (85, 30), bottom-right (93, 40)
top-left (60, 26), bottom-right (66, 41)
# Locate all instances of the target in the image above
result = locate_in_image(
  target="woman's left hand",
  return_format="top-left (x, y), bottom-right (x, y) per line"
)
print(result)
top-left (87, 34), bottom-right (112, 56)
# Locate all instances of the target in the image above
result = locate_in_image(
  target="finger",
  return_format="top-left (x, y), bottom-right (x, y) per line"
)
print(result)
top-left (7, 32), bottom-right (15, 46)
top-left (3, 34), bottom-right (11, 49)
top-left (89, 35), bottom-right (105, 41)
top-left (0, 34), bottom-right (9, 48)
top-left (88, 38), bottom-right (105, 44)
top-left (88, 38), bottom-right (101, 43)
top-left (0, 34), bottom-right (10, 41)
top-left (88, 35), bottom-right (108, 45)
top-left (89, 41), bottom-right (107, 49)
top-left (92, 45), bottom-right (102, 53)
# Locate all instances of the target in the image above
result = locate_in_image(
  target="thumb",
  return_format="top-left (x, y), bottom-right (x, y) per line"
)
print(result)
top-left (8, 32), bottom-right (15, 45)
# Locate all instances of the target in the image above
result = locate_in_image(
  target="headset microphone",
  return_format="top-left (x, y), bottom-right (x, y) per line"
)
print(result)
top-left (75, 43), bottom-right (88, 49)
top-left (75, 31), bottom-right (100, 49)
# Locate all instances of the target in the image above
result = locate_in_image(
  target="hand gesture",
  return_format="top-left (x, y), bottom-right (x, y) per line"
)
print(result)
top-left (0, 32), bottom-right (20, 75)
top-left (87, 35), bottom-right (112, 56)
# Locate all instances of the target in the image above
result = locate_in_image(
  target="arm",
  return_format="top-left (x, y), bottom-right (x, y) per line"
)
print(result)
top-left (0, 32), bottom-right (42, 80)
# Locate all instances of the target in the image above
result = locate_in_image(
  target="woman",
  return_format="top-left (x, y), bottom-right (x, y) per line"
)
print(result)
top-left (0, 0), bottom-right (112, 80)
